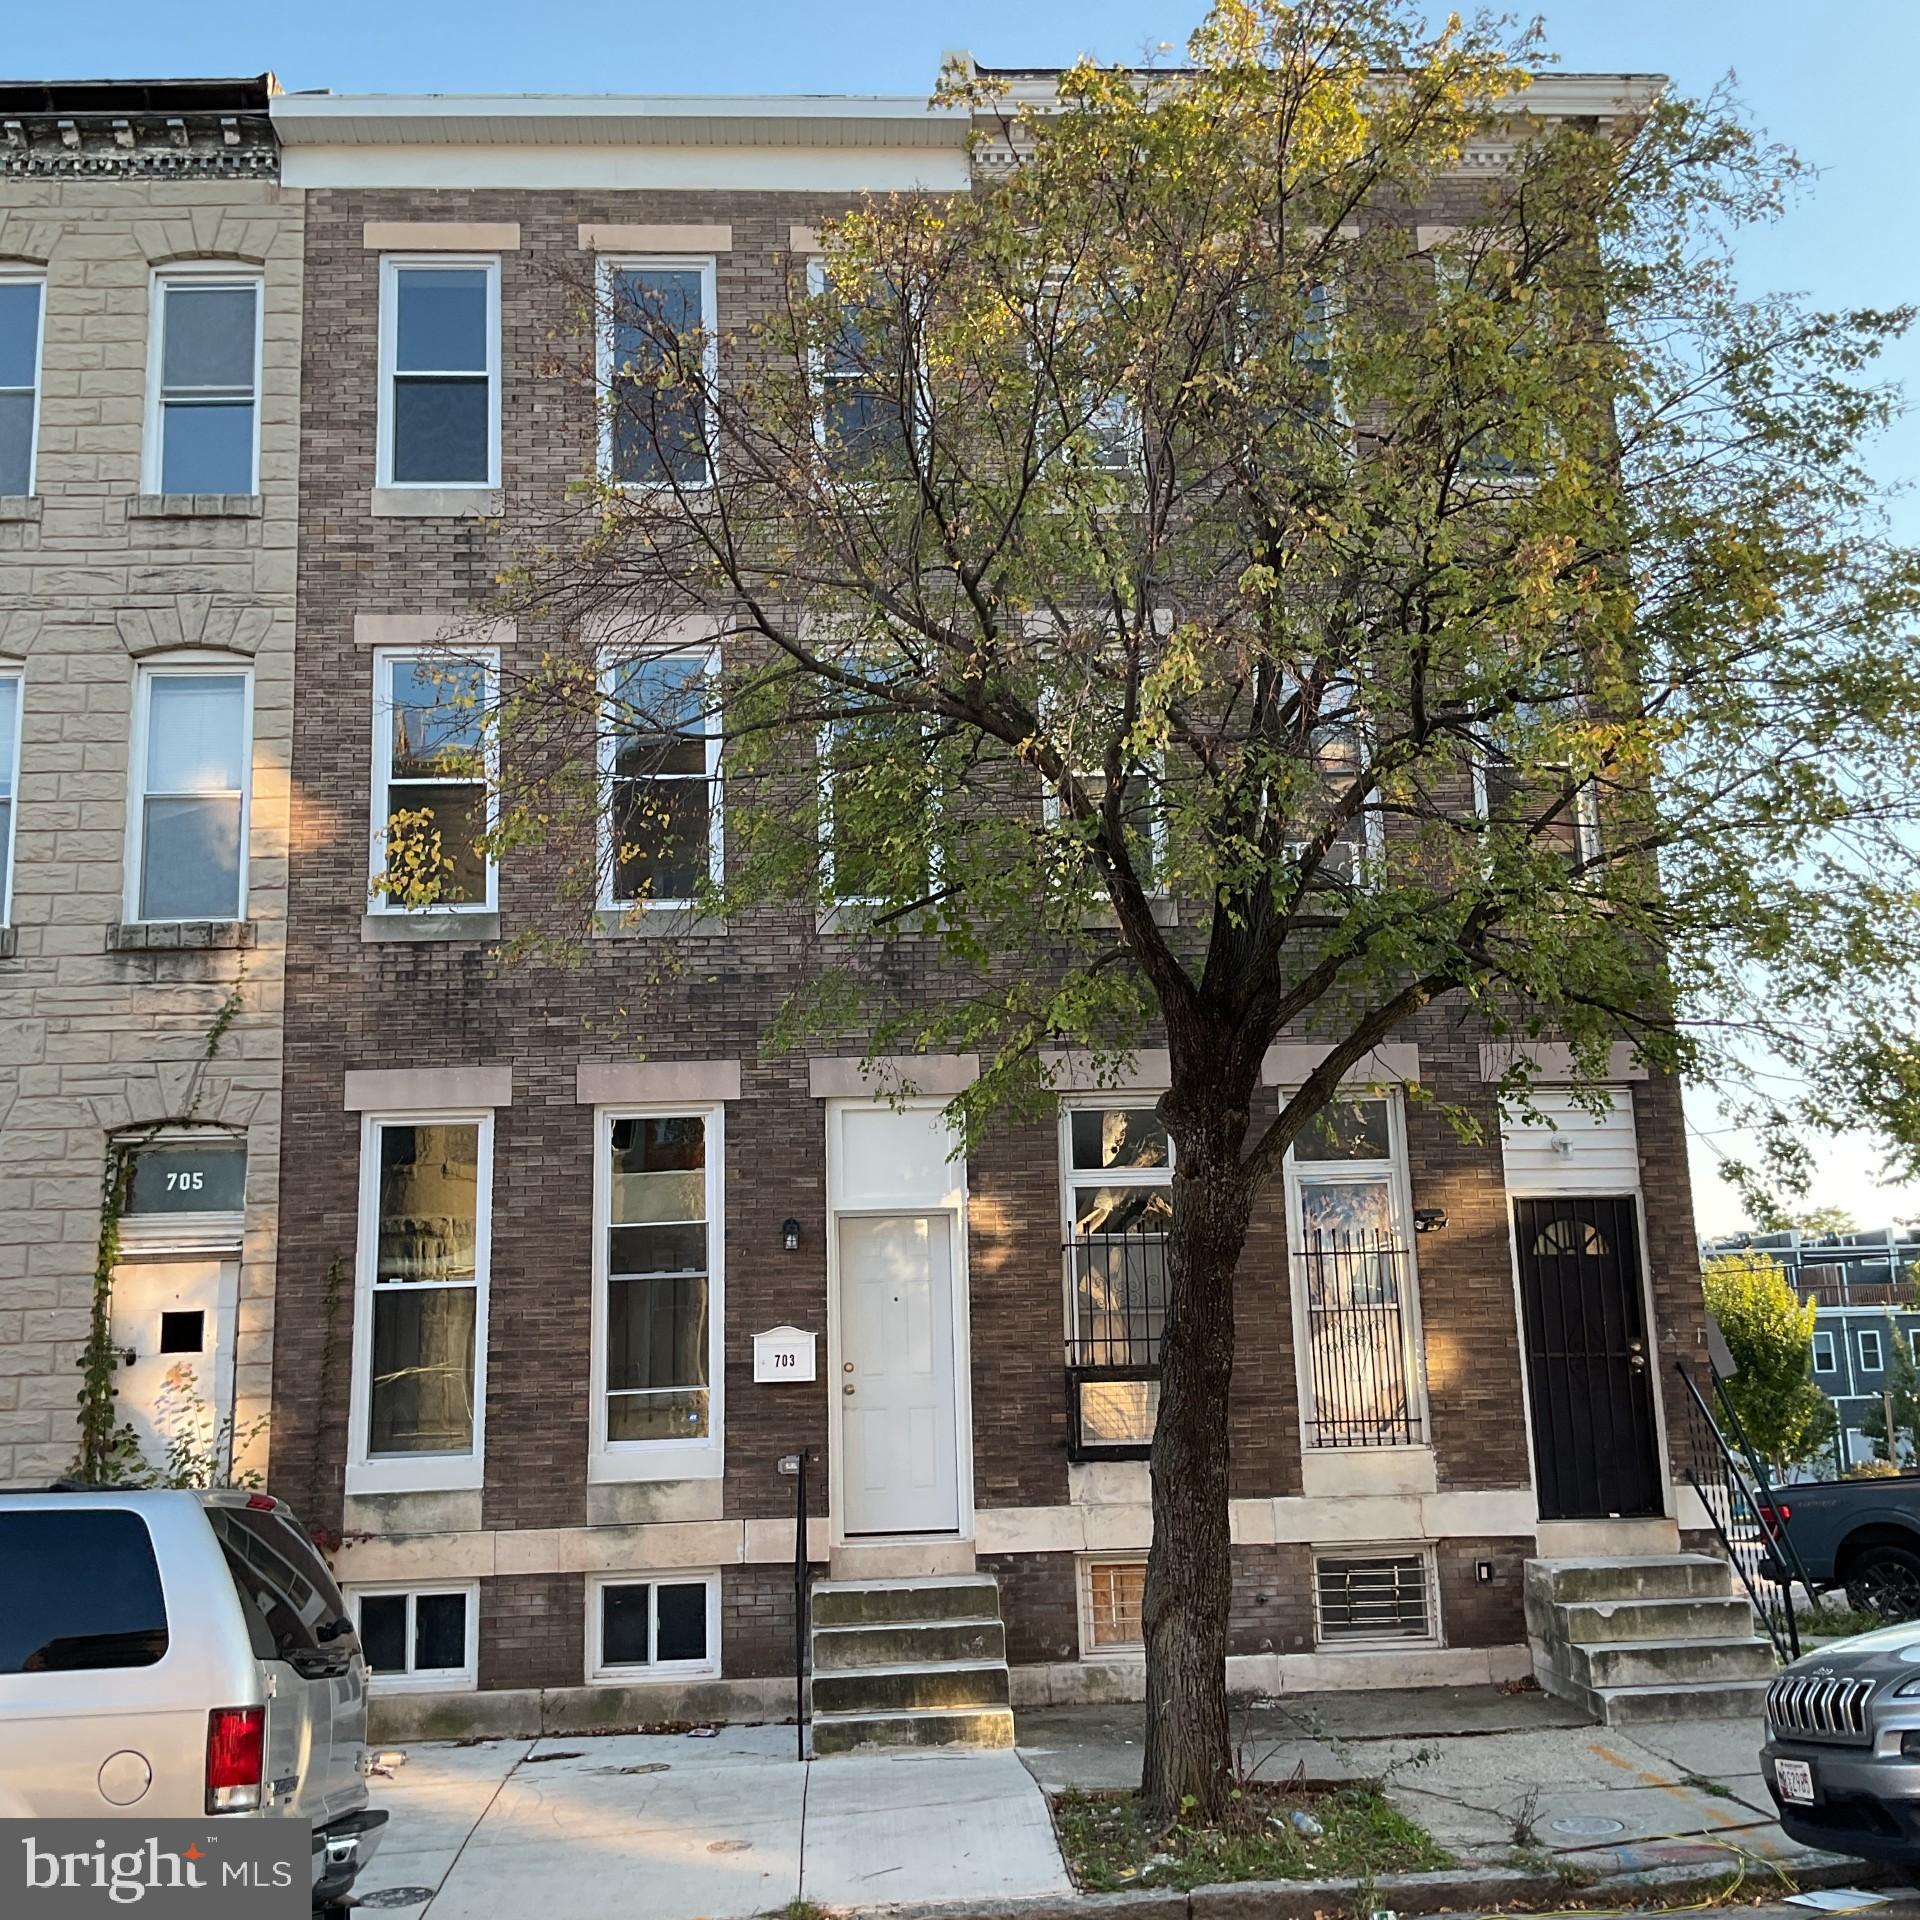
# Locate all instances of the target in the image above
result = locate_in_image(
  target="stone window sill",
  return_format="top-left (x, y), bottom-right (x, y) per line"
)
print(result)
top-left (0, 495), bottom-right (42, 523)
top-left (128, 493), bottom-right (264, 519)
top-left (108, 920), bottom-right (256, 953)
top-left (362, 910), bottom-right (500, 944)
top-left (370, 486), bottom-right (503, 520)
top-left (593, 907), bottom-right (727, 940)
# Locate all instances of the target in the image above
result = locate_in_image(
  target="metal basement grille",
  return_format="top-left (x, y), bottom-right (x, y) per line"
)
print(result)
top-left (1768, 1673), bottom-right (1875, 1742)
top-left (1313, 1552), bottom-right (1434, 1646)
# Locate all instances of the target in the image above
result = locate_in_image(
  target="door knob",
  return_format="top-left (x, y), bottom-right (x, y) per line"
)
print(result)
top-left (1628, 1339), bottom-right (1646, 1374)
top-left (843, 1384), bottom-right (856, 1396)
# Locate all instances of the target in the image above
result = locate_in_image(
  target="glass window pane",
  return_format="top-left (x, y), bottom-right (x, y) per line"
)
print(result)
top-left (161, 284), bottom-right (256, 390)
top-left (609, 1154), bottom-right (705, 1227)
top-left (139, 795), bottom-right (242, 920)
top-left (0, 281), bottom-right (40, 389)
top-left (389, 657), bottom-right (486, 775)
top-left (1295, 1098), bottom-right (1391, 1163)
top-left (612, 388), bottom-right (708, 486)
top-left (395, 269), bottom-right (489, 373)
top-left (0, 1509), bottom-right (168, 1673)
top-left (376, 1124), bottom-right (479, 1283)
top-left (382, 783), bottom-right (488, 906)
top-left (0, 676), bottom-right (16, 792)
top-left (1297, 1178), bottom-right (1395, 1248)
top-left (1078, 1379), bottom-right (1159, 1447)
top-left (358, 1594), bottom-right (407, 1674)
top-left (611, 777), bottom-right (709, 902)
top-left (160, 400), bottom-right (254, 494)
top-left (607, 1387), bottom-right (709, 1444)
top-left (608, 1223), bottom-right (708, 1276)
top-left (608, 657), bottom-right (708, 776)
top-left (123, 1141), bottom-right (247, 1215)
top-left (1072, 1184), bottom-right (1172, 1235)
top-left (601, 1583), bottom-right (651, 1667)
top-left (610, 1116), bottom-right (704, 1189)
top-left (413, 1591), bottom-right (467, 1671)
top-left (369, 1286), bottom-right (476, 1454)
top-left (0, 391), bottom-right (31, 495)
top-left (655, 1582), bottom-right (707, 1663)
top-left (146, 674), bottom-right (246, 792)
top-left (392, 378), bottom-right (489, 484)
top-left (1069, 1107), bottom-right (1169, 1173)
top-left (607, 1274), bottom-right (709, 1393)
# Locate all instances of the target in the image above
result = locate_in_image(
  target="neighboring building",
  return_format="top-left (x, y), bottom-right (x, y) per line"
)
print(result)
top-left (257, 71), bottom-right (1721, 1739)
top-left (1706, 1226), bottom-right (1920, 1471)
top-left (0, 79), bottom-right (301, 1486)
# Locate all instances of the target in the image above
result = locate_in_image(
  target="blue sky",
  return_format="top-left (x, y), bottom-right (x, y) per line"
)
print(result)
top-left (17, 1), bottom-right (1920, 1231)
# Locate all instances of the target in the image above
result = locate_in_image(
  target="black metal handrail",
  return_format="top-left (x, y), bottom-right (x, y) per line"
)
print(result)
top-left (1300, 1231), bottom-right (1424, 1448)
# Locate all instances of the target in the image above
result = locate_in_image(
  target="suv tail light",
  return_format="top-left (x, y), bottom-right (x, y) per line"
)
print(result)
top-left (206, 1706), bottom-right (265, 1813)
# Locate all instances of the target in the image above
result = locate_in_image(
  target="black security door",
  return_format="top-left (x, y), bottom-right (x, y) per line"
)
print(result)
top-left (1514, 1195), bottom-right (1663, 1520)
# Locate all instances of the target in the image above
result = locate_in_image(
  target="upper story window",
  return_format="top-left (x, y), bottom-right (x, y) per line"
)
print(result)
top-left (0, 669), bottom-right (18, 926)
top-left (378, 258), bottom-right (500, 488)
top-left (818, 705), bottom-right (936, 910)
top-left (0, 271), bottom-right (45, 496)
top-left (809, 260), bottom-right (913, 479)
top-left (1812, 1329), bottom-right (1836, 1376)
top-left (371, 651), bottom-right (495, 913)
top-left (599, 258), bottom-right (715, 488)
top-left (127, 665), bottom-right (251, 924)
top-left (1859, 1327), bottom-right (1884, 1374)
top-left (145, 270), bottom-right (262, 495)
top-left (1474, 713), bottom-right (1602, 871)
top-left (602, 649), bottom-right (721, 911)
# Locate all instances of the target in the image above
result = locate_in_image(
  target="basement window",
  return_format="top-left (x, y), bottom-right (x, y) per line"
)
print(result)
top-left (350, 1584), bottom-right (477, 1691)
top-left (587, 1572), bottom-right (720, 1681)
top-left (1312, 1550), bottom-right (1438, 1649)
top-left (1080, 1557), bottom-right (1147, 1655)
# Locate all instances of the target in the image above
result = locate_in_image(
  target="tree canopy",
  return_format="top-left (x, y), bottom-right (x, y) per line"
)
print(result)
top-left (1701, 1250), bottom-right (1836, 1473)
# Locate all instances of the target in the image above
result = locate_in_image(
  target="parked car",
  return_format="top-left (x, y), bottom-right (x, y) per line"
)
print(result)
top-left (0, 1487), bottom-right (387, 1911)
top-left (1758, 1476), bottom-right (1920, 1618)
top-left (1763, 1620), bottom-right (1920, 1876)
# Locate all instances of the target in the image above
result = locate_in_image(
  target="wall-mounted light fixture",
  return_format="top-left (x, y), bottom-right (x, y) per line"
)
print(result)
top-left (1414, 1207), bottom-right (1449, 1235)
top-left (781, 1217), bottom-right (802, 1253)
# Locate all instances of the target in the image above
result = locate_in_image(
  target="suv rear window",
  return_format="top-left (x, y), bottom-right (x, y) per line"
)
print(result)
top-left (206, 1504), bottom-right (357, 1677)
top-left (0, 1509), bottom-right (169, 1672)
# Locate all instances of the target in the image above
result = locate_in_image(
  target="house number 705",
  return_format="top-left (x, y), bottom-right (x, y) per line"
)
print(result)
top-left (165, 1170), bottom-right (206, 1191)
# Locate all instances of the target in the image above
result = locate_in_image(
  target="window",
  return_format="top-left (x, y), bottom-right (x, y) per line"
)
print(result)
top-left (1049, 762), bottom-right (1165, 895)
top-left (809, 260), bottom-right (912, 477)
top-left (350, 1586), bottom-right (477, 1691)
top-left (1859, 1328), bottom-right (1884, 1373)
top-left (1474, 715), bottom-right (1601, 871)
top-left (351, 1116), bottom-right (491, 1492)
top-left (818, 706), bottom-right (935, 909)
top-left (1312, 1550), bottom-right (1438, 1648)
top-left (123, 1137), bottom-right (248, 1217)
top-left (145, 270), bottom-right (261, 495)
top-left (602, 648), bottom-right (721, 909)
top-left (588, 1573), bottom-right (720, 1680)
top-left (371, 650), bottom-right (495, 912)
top-left (594, 1108), bottom-right (723, 1474)
top-left (1812, 1330), bottom-right (1836, 1376)
top-left (599, 258), bottom-right (715, 487)
top-left (378, 257), bottom-right (500, 487)
top-left (0, 271), bottom-right (44, 495)
top-left (1063, 1103), bottom-right (1170, 1454)
top-left (1081, 1558), bottom-right (1147, 1654)
top-left (0, 1509), bottom-right (168, 1673)
top-left (127, 665), bottom-right (250, 923)
top-left (1286, 1092), bottom-right (1426, 1448)
top-left (0, 668), bottom-right (18, 924)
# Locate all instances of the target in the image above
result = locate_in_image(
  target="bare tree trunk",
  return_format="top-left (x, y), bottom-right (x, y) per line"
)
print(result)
top-left (1140, 1093), bottom-right (1255, 1828)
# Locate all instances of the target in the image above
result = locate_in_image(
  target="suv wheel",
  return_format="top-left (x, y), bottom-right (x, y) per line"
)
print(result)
top-left (1845, 1542), bottom-right (1920, 1620)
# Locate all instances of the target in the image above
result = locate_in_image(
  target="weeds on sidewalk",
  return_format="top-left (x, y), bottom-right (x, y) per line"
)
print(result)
top-left (1050, 1782), bottom-right (1452, 1892)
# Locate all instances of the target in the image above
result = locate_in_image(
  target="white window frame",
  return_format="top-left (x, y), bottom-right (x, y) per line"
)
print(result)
top-left (346, 1109), bottom-right (493, 1497)
top-left (816, 707), bottom-right (938, 910)
top-left (806, 256), bottom-right (923, 474)
top-left (585, 1569), bottom-right (722, 1681)
top-left (123, 656), bottom-right (253, 926)
top-left (1472, 745), bottom-right (1602, 869)
top-left (598, 643), bottom-right (723, 912)
top-left (1310, 1544), bottom-right (1442, 1651)
top-left (1859, 1327), bottom-right (1884, 1373)
top-left (375, 254), bottom-right (501, 491)
top-left (348, 1581), bottom-right (479, 1693)
top-left (1813, 1329), bottom-right (1836, 1376)
top-left (368, 646), bottom-right (499, 916)
top-left (595, 254), bottom-right (717, 490)
top-left (1041, 754), bottom-right (1170, 898)
top-left (589, 1103), bottom-right (726, 1483)
top-left (141, 264), bottom-right (264, 497)
top-left (0, 267), bottom-right (46, 497)
top-left (1282, 1088), bottom-right (1430, 1453)
top-left (1076, 1553), bottom-right (1149, 1659)
top-left (0, 663), bottom-right (21, 927)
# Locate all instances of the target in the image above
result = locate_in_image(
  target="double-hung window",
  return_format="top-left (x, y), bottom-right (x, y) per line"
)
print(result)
top-left (602, 648), bottom-right (721, 911)
top-left (378, 257), bottom-right (500, 488)
top-left (818, 705), bottom-right (936, 910)
top-left (1812, 1329), bottom-right (1836, 1376)
top-left (1859, 1327), bottom-right (1884, 1374)
top-left (371, 650), bottom-right (495, 912)
top-left (127, 664), bottom-right (251, 924)
top-left (0, 669), bottom-right (18, 925)
top-left (1285, 1092), bottom-right (1427, 1449)
top-left (145, 270), bottom-right (262, 495)
top-left (593, 1108), bottom-right (723, 1478)
top-left (809, 260), bottom-right (913, 478)
top-left (0, 271), bottom-right (44, 496)
top-left (351, 1115), bottom-right (491, 1492)
top-left (1062, 1102), bottom-right (1171, 1454)
top-left (599, 258), bottom-right (715, 488)
top-left (1474, 712), bottom-right (1602, 872)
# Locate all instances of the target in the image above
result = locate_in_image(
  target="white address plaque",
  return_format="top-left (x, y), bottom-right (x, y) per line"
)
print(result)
top-left (753, 1324), bottom-right (818, 1384)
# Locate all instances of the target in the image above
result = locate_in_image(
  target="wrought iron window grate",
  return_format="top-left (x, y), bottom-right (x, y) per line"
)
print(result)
top-left (1300, 1230), bottom-right (1423, 1447)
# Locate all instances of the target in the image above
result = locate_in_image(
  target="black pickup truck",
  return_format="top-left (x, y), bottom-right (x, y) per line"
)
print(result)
top-left (1761, 1476), bottom-right (1920, 1616)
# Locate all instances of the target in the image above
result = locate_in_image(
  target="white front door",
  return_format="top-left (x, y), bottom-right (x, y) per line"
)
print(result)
top-left (839, 1213), bottom-right (960, 1535)
top-left (109, 1259), bottom-right (238, 1480)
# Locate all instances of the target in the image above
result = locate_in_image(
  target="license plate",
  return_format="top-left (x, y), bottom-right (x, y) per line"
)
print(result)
top-left (1775, 1757), bottom-right (1815, 1804)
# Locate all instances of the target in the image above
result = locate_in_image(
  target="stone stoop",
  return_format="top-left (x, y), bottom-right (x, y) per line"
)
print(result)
top-left (1525, 1554), bottom-right (1777, 1725)
top-left (808, 1572), bottom-right (1016, 1755)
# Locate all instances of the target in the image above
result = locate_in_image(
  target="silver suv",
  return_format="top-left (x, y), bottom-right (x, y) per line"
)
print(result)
top-left (0, 1488), bottom-right (387, 1910)
top-left (1763, 1620), bottom-right (1920, 1875)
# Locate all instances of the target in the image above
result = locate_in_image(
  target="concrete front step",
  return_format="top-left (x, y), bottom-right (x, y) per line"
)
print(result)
top-left (1567, 1635), bottom-right (1778, 1690)
top-left (811, 1705), bottom-right (1016, 1755)
top-left (813, 1658), bottom-right (1012, 1715)
top-left (1590, 1678), bottom-right (1774, 1725)
top-left (813, 1617), bottom-right (1007, 1671)
top-left (1553, 1594), bottom-right (1756, 1645)
top-left (1527, 1554), bottom-right (1737, 1606)
top-left (811, 1574), bottom-right (1002, 1628)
